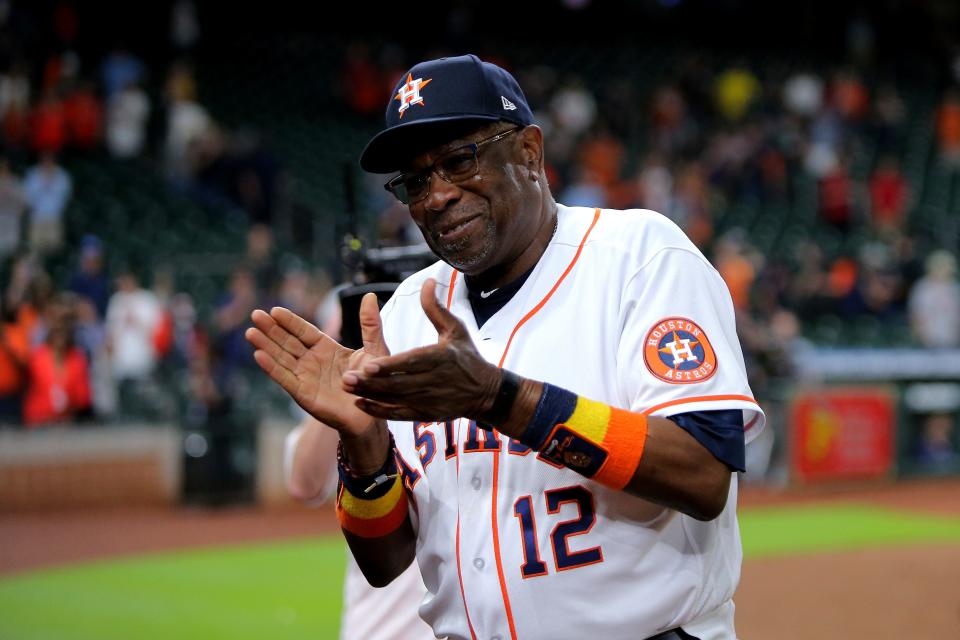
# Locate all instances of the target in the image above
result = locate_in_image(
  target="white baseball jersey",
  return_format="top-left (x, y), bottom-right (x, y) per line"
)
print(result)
top-left (379, 205), bottom-right (765, 640)
top-left (283, 426), bottom-right (434, 640)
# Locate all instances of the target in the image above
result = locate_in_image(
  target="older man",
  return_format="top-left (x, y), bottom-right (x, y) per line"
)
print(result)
top-left (247, 54), bottom-right (764, 640)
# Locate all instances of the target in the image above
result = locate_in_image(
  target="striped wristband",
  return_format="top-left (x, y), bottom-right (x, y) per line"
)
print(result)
top-left (335, 437), bottom-right (409, 538)
top-left (520, 384), bottom-right (648, 490)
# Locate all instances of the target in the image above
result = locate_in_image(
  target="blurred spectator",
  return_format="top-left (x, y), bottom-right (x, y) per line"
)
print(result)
top-left (908, 250), bottom-right (960, 348)
top-left (168, 292), bottom-right (199, 368)
top-left (635, 152), bottom-right (673, 215)
top-left (871, 83), bottom-right (905, 154)
top-left (244, 223), bottom-right (279, 298)
top-left (164, 62), bottom-right (212, 181)
top-left (868, 156), bottom-right (910, 231)
top-left (0, 62), bottom-right (31, 151)
top-left (0, 301), bottom-right (30, 423)
top-left (3, 255), bottom-right (44, 345)
top-left (340, 43), bottom-right (387, 117)
top-left (559, 166), bottom-right (607, 208)
top-left (67, 234), bottom-right (111, 318)
top-left (714, 65), bottom-right (760, 122)
top-left (788, 241), bottom-right (832, 321)
top-left (150, 266), bottom-right (176, 363)
top-left (22, 294), bottom-right (92, 426)
top-left (105, 270), bottom-right (163, 392)
top-left (550, 77), bottom-right (596, 138)
top-left (276, 261), bottom-right (321, 321)
top-left (100, 46), bottom-right (146, 101)
top-left (30, 89), bottom-right (67, 154)
top-left (713, 230), bottom-right (758, 312)
top-left (830, 69), bottom-right (869, 124)
top-left (230, 130), bottom-right (283, 225)
top-left (650, 84), bottom-right (696, 155)
top-left (73, 296), bottom-right (113, 417)
top-left (106, 81), bottom-right (150, 158)
top-left (212, 266), bottom-right (259, 381)
top-left (63, 80), bottom-right (102, 150)
top-left (0, 157), bottom-right (27, 260)
top-left (937, 88), bottom-right (960, 168)
top-left (836, 243), bottom-right (902, 320)
top-left (23, 153), bottom-right (72, 256)
top-left (817, 156), bottom-right (853, 232)
top-left (41, 49), bottom-right (80, 94)
top-left (671, 161), bottom-right (713, 248)
top-left (376, 200), bottom-right (421, 246)
top-left (782, 71), bottom-right (824, 119)
top-left (917, 413), bottom-right (957, 466)
top-left (577, 129), bottom-right (624, 205)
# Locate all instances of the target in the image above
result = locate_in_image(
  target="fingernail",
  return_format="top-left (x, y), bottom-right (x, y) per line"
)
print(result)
top-left (363, 363), bottom-right (380, 374)
top-left (343, 372), bottom-right (358, 385)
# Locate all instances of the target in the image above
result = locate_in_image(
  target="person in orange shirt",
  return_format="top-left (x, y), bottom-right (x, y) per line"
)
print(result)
top-left (0, 306), bottom-right (30, 423)
top-left (23, 295), bottom-right (92, 426)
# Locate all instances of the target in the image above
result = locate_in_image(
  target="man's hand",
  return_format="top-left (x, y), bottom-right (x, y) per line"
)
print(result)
top-left (245, 293), bottom-right (388, 439)
top-left (342, 278), bottom-right (501, 422)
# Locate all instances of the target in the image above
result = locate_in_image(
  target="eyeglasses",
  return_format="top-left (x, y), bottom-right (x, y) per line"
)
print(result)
top-left (384, 127), bottom-right (522, 205)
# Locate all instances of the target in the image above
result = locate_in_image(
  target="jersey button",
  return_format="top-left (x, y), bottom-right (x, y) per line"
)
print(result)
top-left (472, 557), bottom-right (485, 570)
top-left (490, 635), bottom-right (502, 640)
top-left (470, 475), bottom-right (481, 490)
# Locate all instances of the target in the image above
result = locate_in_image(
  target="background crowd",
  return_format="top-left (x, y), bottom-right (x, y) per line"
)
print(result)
top-left (1, 0), bottom-right (958, 483)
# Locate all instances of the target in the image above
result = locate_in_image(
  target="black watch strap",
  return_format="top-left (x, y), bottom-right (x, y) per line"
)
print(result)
top-left (477, 369), bottom-right (521, 429)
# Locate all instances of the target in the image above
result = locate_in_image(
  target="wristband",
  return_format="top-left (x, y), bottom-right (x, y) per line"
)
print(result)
top-left (337, 435), bottom-right (399, 499)
top-left (336, 434), bottom-right (409, 538)
top-left (519, 384), bottom-right (648, 490)
top-left (476, 368), bottom-right (521, 429)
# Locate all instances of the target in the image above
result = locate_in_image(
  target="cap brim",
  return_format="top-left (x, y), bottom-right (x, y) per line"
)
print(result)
top-left (359, 115), bottom-right (500, 173)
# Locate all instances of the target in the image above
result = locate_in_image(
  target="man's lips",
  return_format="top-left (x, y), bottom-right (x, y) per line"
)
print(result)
top-left (434, 214), bottom-right (481, 240)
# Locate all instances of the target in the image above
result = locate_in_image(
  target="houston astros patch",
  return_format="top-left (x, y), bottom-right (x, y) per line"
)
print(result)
top-left (643, 317), bottom-right (717, 384)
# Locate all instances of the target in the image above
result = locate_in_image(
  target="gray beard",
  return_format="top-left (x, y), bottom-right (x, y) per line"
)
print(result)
top-left (433, 217), bottom-right (497, 272)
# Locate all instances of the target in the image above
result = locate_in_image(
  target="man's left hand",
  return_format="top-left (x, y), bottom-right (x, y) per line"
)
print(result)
top-left (343, 278), bottom-right (501, 422)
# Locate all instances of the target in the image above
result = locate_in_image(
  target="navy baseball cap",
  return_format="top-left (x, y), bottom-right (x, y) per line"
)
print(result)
top-left (359, 54), bottom-right (534, 174)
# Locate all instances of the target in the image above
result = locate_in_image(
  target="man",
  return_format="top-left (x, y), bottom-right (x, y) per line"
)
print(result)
top-left (247, 54), bottom-right (764, 639)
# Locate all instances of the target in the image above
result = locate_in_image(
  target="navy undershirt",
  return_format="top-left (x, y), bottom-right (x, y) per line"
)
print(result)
top-left (463, 271), bottom-right (746, 472)
top-left (464, 265), bottom-right (536, 329)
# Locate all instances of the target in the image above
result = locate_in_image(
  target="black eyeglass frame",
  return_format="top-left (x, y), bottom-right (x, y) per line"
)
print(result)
top-left (384, 127), bottom-right (523, 205)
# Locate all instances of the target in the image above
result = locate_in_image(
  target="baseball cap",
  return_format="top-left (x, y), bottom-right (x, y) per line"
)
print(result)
top-left (359, 54), bottom-right (534, 174)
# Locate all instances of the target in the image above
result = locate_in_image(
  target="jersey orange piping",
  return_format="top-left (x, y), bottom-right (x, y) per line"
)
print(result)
top-left (447, 207), bottom-right (601, 640)
top-left (641, 394), bottom-right (760, 416)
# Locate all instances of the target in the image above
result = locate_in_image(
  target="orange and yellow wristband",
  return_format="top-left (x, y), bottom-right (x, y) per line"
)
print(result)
top-left (335, 438), bottom-right (409, 538)
top-left (520, 384), bottom-right (648, 490)
top-left (336, 474), bottom-right (408, 538)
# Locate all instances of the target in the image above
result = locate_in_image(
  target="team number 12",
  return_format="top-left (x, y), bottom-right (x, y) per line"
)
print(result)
top-left (512, 485), bottom-right (603, 578)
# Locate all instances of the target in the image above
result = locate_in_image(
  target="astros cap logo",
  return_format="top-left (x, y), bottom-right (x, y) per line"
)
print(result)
top-left (395, 73), bottom-right (432, 119)
top-left (643, 317), bottom-right (718, 384)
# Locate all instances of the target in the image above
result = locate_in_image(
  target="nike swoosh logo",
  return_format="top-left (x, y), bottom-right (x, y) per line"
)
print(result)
top-left (479, 289), bottom-right (497, 298)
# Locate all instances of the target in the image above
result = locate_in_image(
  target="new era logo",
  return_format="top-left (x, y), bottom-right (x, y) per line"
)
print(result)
top-left (501, 96), bottom-right (517, 111)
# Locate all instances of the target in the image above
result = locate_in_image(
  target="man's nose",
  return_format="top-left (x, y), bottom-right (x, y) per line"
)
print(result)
top-left (422, 171), bottom-right (462, 213)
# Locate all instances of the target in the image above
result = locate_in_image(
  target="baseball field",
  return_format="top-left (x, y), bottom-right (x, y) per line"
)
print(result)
top-left (2, 478), bottom-right (958, 639)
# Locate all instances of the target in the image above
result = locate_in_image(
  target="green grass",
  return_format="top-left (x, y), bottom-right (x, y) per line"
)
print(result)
top-left (740, 504), bottom-right (960, 558)
top-left (0, 538), bottom-right (348, 640)
top-left (2, 505), bottom-right (960, 639)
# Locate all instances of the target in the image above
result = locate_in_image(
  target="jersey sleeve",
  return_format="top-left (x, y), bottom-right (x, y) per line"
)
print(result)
top-left (616, 247), bottom-right (765, 443)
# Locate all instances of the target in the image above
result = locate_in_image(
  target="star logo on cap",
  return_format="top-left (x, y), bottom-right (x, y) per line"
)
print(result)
top-left (395, 73), bottom-right (432, 119)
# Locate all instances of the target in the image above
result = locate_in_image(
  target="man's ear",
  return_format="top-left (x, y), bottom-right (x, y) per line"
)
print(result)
top-left (518, 125), bottom-right (545, 176)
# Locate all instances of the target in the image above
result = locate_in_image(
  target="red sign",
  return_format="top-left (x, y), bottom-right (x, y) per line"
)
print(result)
top-left (790, 387), bottom-right (895, 483)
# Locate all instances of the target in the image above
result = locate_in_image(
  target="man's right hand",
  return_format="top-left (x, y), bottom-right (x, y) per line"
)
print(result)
top-left (244, 293), bottom-right (391, 471)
